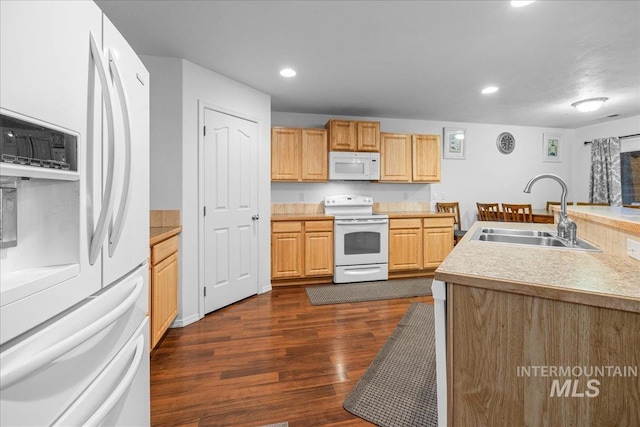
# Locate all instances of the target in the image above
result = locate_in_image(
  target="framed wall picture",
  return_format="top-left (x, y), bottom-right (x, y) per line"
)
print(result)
top-left (443, 128), bottom-right (466, 159)
top-left (543, 133), bottom-right (562, 162)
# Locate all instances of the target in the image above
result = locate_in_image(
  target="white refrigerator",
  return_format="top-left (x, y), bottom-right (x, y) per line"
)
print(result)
top-left (0, 1), bottom-right (150, 425)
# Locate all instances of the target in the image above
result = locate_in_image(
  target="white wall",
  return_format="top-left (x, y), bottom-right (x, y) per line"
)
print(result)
top-left (140, 55), bottom-right (182, 210)
top-left (273, 112), bottom-right (574, 230)
top-left (141, 56), bottom-right (271, 327)
top-left (182, 60), bottom-right (271, 325)
top-left (572, 115), bottom-right (640, 202)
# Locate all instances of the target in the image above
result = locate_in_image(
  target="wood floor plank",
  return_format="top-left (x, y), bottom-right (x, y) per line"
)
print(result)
top-left (151, 285), bottom-right (434, 426)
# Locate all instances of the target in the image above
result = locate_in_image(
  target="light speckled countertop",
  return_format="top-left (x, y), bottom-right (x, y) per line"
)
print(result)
top-left (435, 221), bottom-right (640, 313)
top-left (563, 205), bottom-right (640, 234)
top-left (150, 226), bottom-right (182, 246)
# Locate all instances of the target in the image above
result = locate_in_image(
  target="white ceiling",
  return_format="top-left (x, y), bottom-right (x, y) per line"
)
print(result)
top-left (97, 0), bottom-right (640, 129)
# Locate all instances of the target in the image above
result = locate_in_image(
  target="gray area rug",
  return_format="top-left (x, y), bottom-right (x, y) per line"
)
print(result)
top-left (344, 303), bottom-right (438, 427)
top-left (305, 278), bottom-right (432, 305)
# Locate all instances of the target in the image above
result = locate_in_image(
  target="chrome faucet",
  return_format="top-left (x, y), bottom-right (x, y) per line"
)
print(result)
top-left (523, 173), bottom-right (577, 245)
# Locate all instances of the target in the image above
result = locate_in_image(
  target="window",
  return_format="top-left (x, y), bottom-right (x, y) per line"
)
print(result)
top-left (621, 150), bottom-right (640, 206)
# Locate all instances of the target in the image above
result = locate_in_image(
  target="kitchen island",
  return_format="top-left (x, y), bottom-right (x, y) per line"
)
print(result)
top-left (434, 208), bottom-right (640, 426)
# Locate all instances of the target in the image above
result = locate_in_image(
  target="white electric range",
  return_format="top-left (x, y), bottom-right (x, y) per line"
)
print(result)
top-left (324, 195), bottom-right (389, 284)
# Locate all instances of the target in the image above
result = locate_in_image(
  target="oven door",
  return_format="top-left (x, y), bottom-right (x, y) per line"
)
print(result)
top-left (334, 218), bottom-right (389, 266)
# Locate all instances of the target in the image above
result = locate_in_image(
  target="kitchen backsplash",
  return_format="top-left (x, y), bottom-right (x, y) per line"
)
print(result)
top-left (150, 209), bottom-right (181, 227)
top-left (271, 202), bottom-right (432, 214)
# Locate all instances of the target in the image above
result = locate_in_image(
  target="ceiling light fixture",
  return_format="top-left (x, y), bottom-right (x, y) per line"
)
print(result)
top-left (481, 86), bottom-right (499, 94)
top-left (511, 1), bottom-right (535, 7)
top-left (279, 68), bottom-right (296, 77)
top-left (571, 97), bottom-right (608, 112)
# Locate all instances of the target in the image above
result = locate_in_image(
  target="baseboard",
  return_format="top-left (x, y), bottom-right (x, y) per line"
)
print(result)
top-left (171, 313), bottom-right (200, 328)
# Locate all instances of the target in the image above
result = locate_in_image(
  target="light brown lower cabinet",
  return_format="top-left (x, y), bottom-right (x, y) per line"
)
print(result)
top-left (150, 234), bottom-right (179, 350)
top-left (388, 216), bottom-right (454, 277)
top-left (271, 219), bottom-right (333, 285)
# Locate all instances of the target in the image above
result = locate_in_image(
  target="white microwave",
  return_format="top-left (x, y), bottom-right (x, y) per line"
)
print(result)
top-left (329, 151), bottom-right (380, 181)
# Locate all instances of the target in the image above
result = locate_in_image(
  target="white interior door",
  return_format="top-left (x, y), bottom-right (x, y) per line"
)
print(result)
top-left (203, 109), bottom-right (258, 314)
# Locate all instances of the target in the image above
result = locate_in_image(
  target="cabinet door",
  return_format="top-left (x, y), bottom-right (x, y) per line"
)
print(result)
top-left (151, 252), bottom-right (178, 348)
top-left (271, 222), bottom-right (304, 279)
top-left (357, 121), bottom-right (381, 152)
top-left (389, 228), bottom-right (423, 271)
top-left (301, 129), bottom-right (328, 181)
top-left (380, 133), bottom-right (412, 181)
top-left (304, 231), bottom-right (333, 276)
top-left (423, 221), bottom-right (453, 269)
top-left (412, 134), bottom-right (441, 182)
top-left (271, 127), bottom-right (301, 181)
top-left (327, 120), bottom-right (356, 151)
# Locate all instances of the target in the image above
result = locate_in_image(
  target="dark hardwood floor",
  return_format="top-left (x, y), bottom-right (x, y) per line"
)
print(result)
top-left (150, 285), bottom-right (434, 427)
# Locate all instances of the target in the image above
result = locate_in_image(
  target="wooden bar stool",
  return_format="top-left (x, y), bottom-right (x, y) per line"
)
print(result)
top-left (476, 202), bottom-right (502, 221)
top-left (545, 201), bottom-right (573, 211)
top-left (436, 202), bottom-right (467, 244)
top-left (502, 203), bottom-right (533, 222)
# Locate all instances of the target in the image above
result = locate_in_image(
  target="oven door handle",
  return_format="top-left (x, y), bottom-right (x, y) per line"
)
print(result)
top-left (335, 219), bottom-right (389, 225)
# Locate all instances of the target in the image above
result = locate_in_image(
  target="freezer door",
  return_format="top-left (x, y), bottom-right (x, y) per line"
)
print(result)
top-left (100, 14), bottom-right (150, 286)
top-left (0, 264), bottom-right (148, 426)
top-left (54, 318), bottom-right (150, 427)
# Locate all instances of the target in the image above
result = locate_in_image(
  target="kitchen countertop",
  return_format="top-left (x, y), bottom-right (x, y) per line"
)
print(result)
top-left (150, 226), bottom-right (182, 246)
top-left (435, 220), bottom-right (640, 313)
top-left (553, 205), bottom-right (640, 234)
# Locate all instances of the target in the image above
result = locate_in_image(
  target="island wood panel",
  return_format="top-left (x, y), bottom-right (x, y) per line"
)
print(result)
top-left (571, 215), bottom-right (639, 257)
top-left (448, 284), bottom-right (640, 426)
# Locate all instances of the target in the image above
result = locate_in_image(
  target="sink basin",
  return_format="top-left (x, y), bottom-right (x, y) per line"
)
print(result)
top-left (471, 228), bottom-right (600, 252)
top-left (480, 228), bottom-right (555, 238)
top-left (477, 234), bottom-right (567, 247)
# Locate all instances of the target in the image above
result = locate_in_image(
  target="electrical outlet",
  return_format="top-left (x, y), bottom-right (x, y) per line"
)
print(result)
top-left (403, 192), bottom-right (409, 201)
top-left (627, 238), bottom-right (640, 261)
top-left (299, 192), bottom-right (304, 202)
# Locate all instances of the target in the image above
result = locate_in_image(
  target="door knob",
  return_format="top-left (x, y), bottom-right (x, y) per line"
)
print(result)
top-left (252, 214), bottom-right (260, 221)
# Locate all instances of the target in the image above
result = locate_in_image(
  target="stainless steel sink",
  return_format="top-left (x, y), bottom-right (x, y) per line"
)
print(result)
top-left (471, 228), bottom-right (600, 252)
top-left (480, 228), bottom-right (555, 238)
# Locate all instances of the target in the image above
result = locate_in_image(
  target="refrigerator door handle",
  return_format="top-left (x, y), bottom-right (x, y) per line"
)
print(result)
top-left (0, 277), bottom-right (143, 389)
top-left (107, 50), bottom-right (132, 258)
top-left (52, 334), bottom-right (145, 426)
top-left (88, 32), bottom-right (118, 266)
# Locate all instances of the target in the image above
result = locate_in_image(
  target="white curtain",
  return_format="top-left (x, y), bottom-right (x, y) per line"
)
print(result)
top-left (589, 137), bottom-right (622, 206)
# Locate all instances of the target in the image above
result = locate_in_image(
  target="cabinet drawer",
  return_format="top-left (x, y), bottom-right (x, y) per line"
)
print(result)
top-left (305, 220), bottom-right (333, 232)
top-left (272, 221), bottom-right (302, 233)
top-left (390, 218), bottom-right (422, 229)
top-left (151, 235), bottom-right (179, 265)
top-left (423, 217), bottom-right (454, 228)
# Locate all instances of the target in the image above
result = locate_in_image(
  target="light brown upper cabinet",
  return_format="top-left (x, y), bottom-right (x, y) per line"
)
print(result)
top-left (380, 133), bottom-right (412, 181)
top-left (271, 127), bottom-right (328, 182)
top-left (325, 119), bottom-right (380, 152)
top-left (380, 133), bottom-right (441, 183)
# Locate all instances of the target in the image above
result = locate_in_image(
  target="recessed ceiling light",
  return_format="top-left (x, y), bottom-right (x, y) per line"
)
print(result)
top-left (279, 68), bottom-right (296, 77)
top-left (511, 1), bottom-right (535, 7)
top-left (571, 97), bottom-right (608, 112)
top-left (481, 86), bottom-right (499, 94)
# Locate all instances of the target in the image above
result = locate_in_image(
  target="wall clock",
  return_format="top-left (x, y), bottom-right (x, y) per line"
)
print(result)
top-left (497, 132), bottom-right (515, 154)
